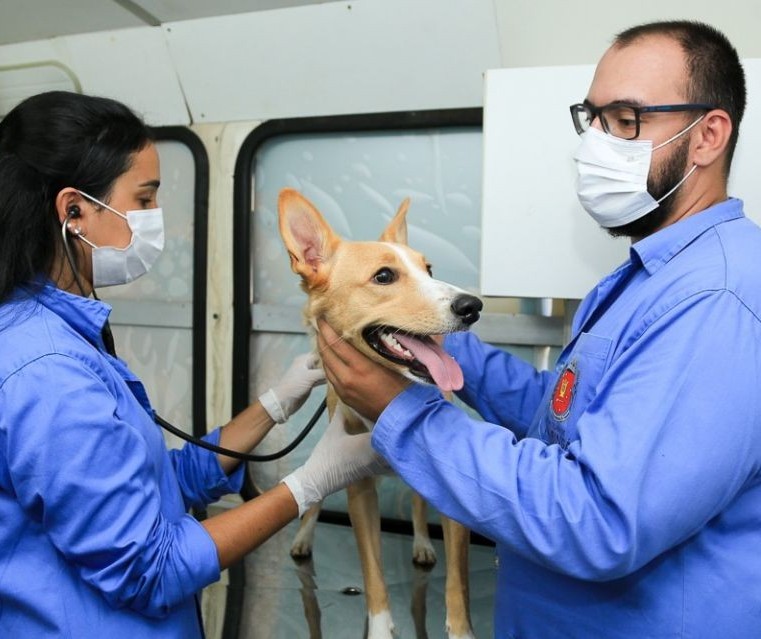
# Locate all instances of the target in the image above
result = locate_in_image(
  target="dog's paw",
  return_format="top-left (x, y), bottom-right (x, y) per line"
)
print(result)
top-left (290, 513), bottom-right (318, 560)
top-left (367, 610), bottom-right (396, 639)
top-left (445, 618), bottom-right (476, 639)
top-left (289, 540), bottom-right (313, 560)
top-left (412, 536), bottom-right (437, 567)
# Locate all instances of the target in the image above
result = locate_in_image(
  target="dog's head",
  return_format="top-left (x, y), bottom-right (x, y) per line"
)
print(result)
top-left (277, 188), bottom-right (482, 392)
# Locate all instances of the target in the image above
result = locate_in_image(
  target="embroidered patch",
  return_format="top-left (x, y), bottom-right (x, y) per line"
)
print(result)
top-left (551, 361), bottom-right (577, 421)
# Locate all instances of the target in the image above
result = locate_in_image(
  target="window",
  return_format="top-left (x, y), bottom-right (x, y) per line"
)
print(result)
top-left (100, 129), bottom-right (209, 448)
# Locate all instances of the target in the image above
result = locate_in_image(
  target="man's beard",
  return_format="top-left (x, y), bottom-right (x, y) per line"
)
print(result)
top-left (607, 135), bottom-right (692, 239)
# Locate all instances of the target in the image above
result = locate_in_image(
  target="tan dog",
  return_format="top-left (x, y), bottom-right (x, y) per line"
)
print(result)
top-left (278, 188), bottom-right (482, 639)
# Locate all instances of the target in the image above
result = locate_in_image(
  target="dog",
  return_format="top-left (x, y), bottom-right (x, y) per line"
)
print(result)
top-left (277, 188), bottom-right (483, 639)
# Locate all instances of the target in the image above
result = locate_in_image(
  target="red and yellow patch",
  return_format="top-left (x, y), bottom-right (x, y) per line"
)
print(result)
top-left (551, 363), bottom-right (577, 420)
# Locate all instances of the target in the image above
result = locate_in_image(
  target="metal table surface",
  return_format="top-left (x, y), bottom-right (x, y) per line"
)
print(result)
top-left (228, 518), bottom-right (497, 639)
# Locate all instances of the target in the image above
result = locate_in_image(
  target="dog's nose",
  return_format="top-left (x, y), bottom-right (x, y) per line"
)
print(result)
top-left (451, 294), bottom-right (483, 326)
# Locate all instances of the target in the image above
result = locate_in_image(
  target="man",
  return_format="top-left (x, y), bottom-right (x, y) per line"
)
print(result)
top-left (315, 21), bottom-right (761, 638)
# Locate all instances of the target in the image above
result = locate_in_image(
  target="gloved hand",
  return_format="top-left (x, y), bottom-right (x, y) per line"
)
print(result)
top-left (259, 352), bottom-right (326, 423)
top-left (282, 410), bottom-right (390, 516)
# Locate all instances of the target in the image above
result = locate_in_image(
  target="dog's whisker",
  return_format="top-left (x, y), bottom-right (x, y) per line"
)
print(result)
top-left (384, 323), bottom-right (438, 339)
top-left (315, 332), bottom-right (349, 354)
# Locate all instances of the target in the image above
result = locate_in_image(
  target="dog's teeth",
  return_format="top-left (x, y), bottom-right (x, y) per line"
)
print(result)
top-left (380, 332), bottom-right (412, 357)
top-left (380, 333), bottom-right (397, 348)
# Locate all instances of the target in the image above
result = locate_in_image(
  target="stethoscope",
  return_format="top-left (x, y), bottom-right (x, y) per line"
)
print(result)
top-left (60, 207), bottom-right (326, 462)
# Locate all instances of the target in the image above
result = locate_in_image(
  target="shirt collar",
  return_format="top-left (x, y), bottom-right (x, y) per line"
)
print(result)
top-left (631, 198), bottom-right (745, 275)
top-left (35, 281), bottom-right (113, 349)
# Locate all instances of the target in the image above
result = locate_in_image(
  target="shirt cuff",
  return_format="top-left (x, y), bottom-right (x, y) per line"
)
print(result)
top-left (371, 384), bottom-right (443, 456)
top-left (176, 514), bottom-right (223, 588)
top-left (205, 427), bottom-right (246, 494)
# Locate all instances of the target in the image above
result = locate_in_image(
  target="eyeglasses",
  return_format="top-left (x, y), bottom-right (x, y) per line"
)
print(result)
top-left (569, 101), bottom-right (716, 140)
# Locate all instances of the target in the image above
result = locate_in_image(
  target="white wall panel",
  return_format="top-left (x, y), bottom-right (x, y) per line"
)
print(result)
top-left (0, 28), bottom-right (189, 126)
top-left (163, 0), bottom-right (501, 122)
top-left (0, 62), bottom-right (79, 117)
top-left (54, 28), bottom-right (189, 125)
top-left (493, 0), bottom-right (761, 67)
top-left (727, 59), bottom-right (761, 228)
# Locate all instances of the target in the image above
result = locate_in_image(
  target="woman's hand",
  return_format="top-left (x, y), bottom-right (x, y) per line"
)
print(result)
top-left (218, 352), bottom-right (326, 473)
top-left (282, 410), bottom-right (390, 516)
top-left (258, 352), bottom-right (326, 424)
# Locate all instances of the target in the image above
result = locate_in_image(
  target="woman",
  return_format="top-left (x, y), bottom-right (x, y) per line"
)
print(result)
top-left (0, 91), bottom-right (382, 638)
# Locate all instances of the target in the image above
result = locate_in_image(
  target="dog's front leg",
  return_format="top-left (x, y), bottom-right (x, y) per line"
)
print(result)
top-left (411, 492), bottom-right (437, 566)
top-left (290, 502), bottom-right (322, 559)
top-left (442, 516), bottom-right (476, 639)
top-left (346, 477), bottom-right (396, 639)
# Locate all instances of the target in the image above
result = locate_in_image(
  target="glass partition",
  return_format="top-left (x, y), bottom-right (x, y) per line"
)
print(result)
top-left (99, 130), bottom-right (209, 449)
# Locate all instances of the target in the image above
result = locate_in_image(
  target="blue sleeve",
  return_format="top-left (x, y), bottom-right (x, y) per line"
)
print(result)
top-left (1, 354), bottom-right (221, 618)
top-left (374, 291), bottom-right (761, 580)
top-left (445, 331), bottom-right (554, 438)
top-left (169, 428), bottom-right (245, 511)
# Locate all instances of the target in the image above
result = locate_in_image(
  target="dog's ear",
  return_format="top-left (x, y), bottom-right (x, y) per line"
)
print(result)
top-left (379, 198), bottom-right (409, 245)
top-left (278, 188), bottom-right (341, 286)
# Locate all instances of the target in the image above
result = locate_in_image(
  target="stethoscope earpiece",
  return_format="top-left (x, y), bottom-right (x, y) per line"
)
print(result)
top-left (66, 222), bottom-right (84, 236)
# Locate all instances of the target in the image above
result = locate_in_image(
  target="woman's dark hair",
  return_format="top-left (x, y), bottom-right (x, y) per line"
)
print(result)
top-left (0, 90), bottom-right (154, 302)
top-left (614, 20), bottom-right (746, 174)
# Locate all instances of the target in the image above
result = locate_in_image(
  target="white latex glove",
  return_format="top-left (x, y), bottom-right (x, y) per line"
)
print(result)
top-left (282, 410), bottom-right (390, 517)
top-left (259, 352), bottom-right (326, 423)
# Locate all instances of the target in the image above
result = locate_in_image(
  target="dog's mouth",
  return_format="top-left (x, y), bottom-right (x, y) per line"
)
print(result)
top-left (362, 326), bottom-right (464, 392)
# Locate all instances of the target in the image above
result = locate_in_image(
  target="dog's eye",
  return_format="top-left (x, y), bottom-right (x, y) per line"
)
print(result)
top-left (373, 267), bottom-right (396, 285)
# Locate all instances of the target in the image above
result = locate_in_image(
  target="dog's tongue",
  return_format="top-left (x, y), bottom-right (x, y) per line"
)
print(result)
top-left (394, 334), bottom-right (464, 392)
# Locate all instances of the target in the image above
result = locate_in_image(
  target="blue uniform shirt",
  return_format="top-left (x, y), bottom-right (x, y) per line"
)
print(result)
top-left (373, 198), bottom-right (761, 638)
top-left (0, 283), bottom-right (244, 638)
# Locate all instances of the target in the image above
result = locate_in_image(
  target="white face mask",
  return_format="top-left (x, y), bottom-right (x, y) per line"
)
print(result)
top-left (73, 190), bottom-right (165, 287)
top-left (573, 117), bottom-right (703, 228)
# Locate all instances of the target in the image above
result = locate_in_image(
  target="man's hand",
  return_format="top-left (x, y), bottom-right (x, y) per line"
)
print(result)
top-left (316, 319), bottom-right (411, 421)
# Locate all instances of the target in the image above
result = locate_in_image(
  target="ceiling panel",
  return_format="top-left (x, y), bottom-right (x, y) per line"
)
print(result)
top-left (0, 0), bottom-right (337, 46)
top-left (0, 0), bottom-right (144, 45)
top-left (134, 0), bottom-right (331, 23)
